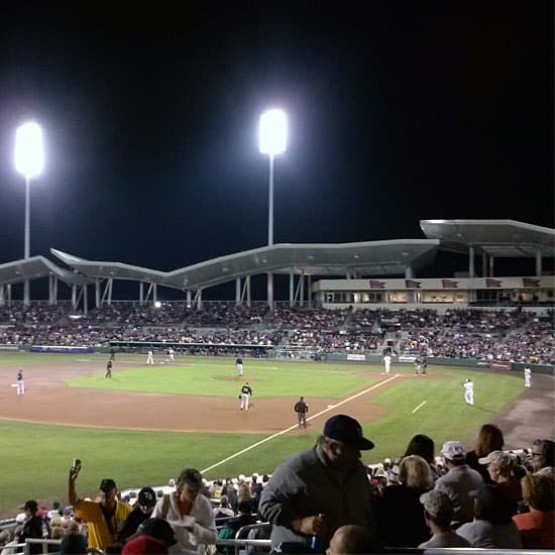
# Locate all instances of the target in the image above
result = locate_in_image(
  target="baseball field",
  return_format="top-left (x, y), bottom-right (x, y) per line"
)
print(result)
top-left (0, 352), bottom-right (553, 517)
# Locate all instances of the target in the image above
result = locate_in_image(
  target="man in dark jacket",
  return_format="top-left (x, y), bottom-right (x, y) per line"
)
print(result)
top-left (117, 487), bottom-right (157, 544)
top-left (19, 500), bottom-right (50, 554)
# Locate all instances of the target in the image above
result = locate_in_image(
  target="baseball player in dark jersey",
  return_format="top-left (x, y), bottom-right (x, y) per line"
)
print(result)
top-left (240, 382), bottom-right (253, 410)
top-left (106, 360), bottom-right (113, 379)
top-left (294, 396), bottom-right (308, 429)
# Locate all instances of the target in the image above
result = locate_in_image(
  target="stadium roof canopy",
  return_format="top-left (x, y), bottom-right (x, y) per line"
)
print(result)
top-left (1, 220), bottom-right (552, 295)
top-left (0, 256), bottom-right (92, 287)
top-left (420, 219), bottom-right (555, 257)
top-left (50, 240), bottom-right (439, 291)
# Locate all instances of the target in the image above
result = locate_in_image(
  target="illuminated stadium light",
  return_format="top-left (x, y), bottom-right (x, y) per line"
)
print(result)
top-left (15, 122), bottom-right (44, 179)
top-left (259, 109), bottom-right (287, 155)
top-left (14, 121), bottom-right (45, 306)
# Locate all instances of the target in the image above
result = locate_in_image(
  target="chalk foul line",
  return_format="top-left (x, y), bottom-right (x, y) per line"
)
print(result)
top-left (201, 374), bottom-right (401, 474)
top-left (412, 400), bottom-right (427, 414)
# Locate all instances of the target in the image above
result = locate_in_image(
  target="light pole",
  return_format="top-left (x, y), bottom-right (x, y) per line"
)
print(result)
top-left (15, 121), bottom-right (44, 305)
top-left (259, 109), bottom-right (287, 309)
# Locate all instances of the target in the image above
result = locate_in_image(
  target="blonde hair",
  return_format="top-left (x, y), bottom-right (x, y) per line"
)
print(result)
top-left (399, 455), bottom-right (435, 490)
top-left (521, 473), bottom-right (555, 511)
top-left (238, 482), bottom-right (251, 503)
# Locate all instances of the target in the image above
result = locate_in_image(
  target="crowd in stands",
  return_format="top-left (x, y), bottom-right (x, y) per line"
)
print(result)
top-left (0, 303), bottom-right (553, 363)
top-left (1, 421), bottom-right (553, 554)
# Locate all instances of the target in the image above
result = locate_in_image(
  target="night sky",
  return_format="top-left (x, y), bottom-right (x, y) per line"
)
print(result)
top-left (0, 2), bottom-right (552, 279)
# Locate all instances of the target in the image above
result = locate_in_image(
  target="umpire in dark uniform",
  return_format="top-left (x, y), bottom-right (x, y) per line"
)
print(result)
top-left (294, 396), bottom-right (308, 429)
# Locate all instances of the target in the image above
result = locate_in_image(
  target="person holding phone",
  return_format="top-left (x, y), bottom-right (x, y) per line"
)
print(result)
top-left (68, 460), bottom-right (132, 551)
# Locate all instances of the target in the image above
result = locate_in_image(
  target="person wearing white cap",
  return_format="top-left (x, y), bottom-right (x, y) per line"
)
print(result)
top-left (478, 451), bottom-right (521, 514)
top-left (434, 441), bottom-right (484, 528)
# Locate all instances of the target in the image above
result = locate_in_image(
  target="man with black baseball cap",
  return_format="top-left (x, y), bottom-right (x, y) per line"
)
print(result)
top-left (259, 414), bottom-right (378, 553)
top-left (117, 487), bottom-right (158, 544)
top-left (68, 462), bottom-right (132, 551)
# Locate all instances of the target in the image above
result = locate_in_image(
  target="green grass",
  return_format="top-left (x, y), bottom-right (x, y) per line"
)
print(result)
top-left (66, 358), bottom-right (378, 397)
top-left (0, 354), bottom-right (526, 515)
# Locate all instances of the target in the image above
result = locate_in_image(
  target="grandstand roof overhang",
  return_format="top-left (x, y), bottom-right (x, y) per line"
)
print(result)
top-left (50, 240), bottom-right (439, 291)
top-left (420, 220), bottom-right (555, 257)
top-left (0, 256), bottom-right (92, 286)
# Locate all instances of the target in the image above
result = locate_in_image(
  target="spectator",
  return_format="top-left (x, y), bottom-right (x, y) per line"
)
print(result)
top-left (513, 472), bottom-right (555, 549)
top-left (117, 487), bottom-right (157, 544)
top-left (250, 475), bottom-right (263, 510)
top-left (59, 531), bottom-right (88, 554)
top-left (259, 414), bottom-right (379, 553)
top-left (151, 468), bottom-right (217, 554)
top-left (466, 424), bottom-right (505, 484)
top-left (122, 534), bottom-right (168, 554)
top-left (434, 441), bottom-right (484, 528)
top-left (237, 481), bottom-right (252, 506)
top-left (379, 455), bottom-right (434, 547)
top-left (530, 439), bottom-right (555, 477)
top-left (68, 464), bottom-right (132, 551)
top-left (418, 490), bottom-right (471, 548)
top-left (213, 495), bottom-right (235, 520)
top-left (124, 517), bottom-right (177, 553)
top-left (326, 525), bottom-right (374, 554)
top-left (222, 478), bottom-right (238, 513)
top-left (456, 484), bottom-right (522, 548)
top-left (217, 500), bottom-right (257, 553)
top-left (19, 500), bottom-right (51, 555)
top-left (478, 450), bottom-right (522, 513)
top-left (403, 434), bottom-right (438, 476)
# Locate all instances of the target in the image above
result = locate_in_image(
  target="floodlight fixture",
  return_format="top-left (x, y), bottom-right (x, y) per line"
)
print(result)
top-left (15, 122), bottom-right (44, 179)
top-left (259, 109), bottom-right (287, 155)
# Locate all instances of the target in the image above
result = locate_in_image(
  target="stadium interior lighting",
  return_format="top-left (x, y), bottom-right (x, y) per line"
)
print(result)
top-left (259, 109), bottom-right (287, 309)
top-left (14, 121), bottom-right (45, 305)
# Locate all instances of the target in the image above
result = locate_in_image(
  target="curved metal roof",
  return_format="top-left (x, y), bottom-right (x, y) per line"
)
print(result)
top-left (0, 256), bottom-right (92, 286)
top-left (420, 219), bottom-right (555, 257)
top-left (50, 240), bottom-right (439, 291)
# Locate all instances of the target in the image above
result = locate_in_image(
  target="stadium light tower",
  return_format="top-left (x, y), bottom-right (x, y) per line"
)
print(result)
top-left (14, 121), bottom-right (45, 305)
top-left (259, 109), bottom-right (286, 309)
top-left (259, 109), bottom-right (287, 246)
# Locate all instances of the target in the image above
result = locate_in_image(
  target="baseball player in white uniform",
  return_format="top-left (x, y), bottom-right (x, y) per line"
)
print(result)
top-left (524, 366), bottom-right (531, 388)
top-left (463, 378), bottom-right (474, 406)
top-left (383, 354), bottom-right (392, 374)
top-left (240, 382), bottom-right (252, 410)
top-left (16, 369), bottom-right (25, 395)
top-left (168, 348), bottom-right (175, 362)
top-left (146, 350), bottom-right (154, 365)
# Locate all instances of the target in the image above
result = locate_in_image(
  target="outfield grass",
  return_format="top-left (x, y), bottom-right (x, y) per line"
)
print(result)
top-left (1, 354), bottom-right (524, 515)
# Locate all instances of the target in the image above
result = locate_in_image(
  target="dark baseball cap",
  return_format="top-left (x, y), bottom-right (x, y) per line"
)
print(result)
top-left (138, 487), bottom-right (157, 507)
top-left (323, 414), bottom-right (375, 450)
top-left (177, 468), bottom-right (203, 490)
top-left (99, 478), bottom-right (117, 491)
